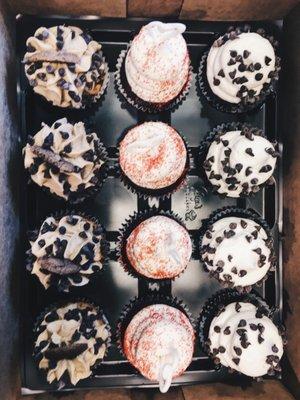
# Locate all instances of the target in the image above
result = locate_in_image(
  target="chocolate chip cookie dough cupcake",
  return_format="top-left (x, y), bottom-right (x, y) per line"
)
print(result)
top-left (26, 212), bottom-right (106, 292)
top-left (199, 290), bottom-right (285, 378)
top-left (198, 26), bottom-right (280, 113)
top-left (23, 25), bottom-right (109, 109)
top-left (115, 21), bottom-right (191, 113)
top-left (199, 207), bottom-right (276, 292)
top-left (200, 123), bottom-right (278, 198)
top-left (23, 118), bottom-right (107, 203)
top-left (33, 301), bottom-right (110, 386)
top-left (119, 122), bottom-right (189, 198)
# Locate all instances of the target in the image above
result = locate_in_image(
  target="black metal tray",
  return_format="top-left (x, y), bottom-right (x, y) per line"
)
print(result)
top-left (17, 16), bottom-right (283, 394)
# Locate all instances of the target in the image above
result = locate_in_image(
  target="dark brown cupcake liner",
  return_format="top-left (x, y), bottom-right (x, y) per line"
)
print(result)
top-left (116, 208), bottom-right (192, 283)
top-left (25, 128), bottom-right (109, 204)
top-left (26, 209), bottom-right (109, 293)
top-left (117, 125), bottom-right (191, 200)
top-left (115, 43), bottom-right (192, 114)
top-left (199, 206), bottom-right (277, 293)
top-left (116, 292), bottom-right (195, 359)
top-left (198, 122), bottom-right (279, 198)
top-left (198, 288), bottom-right (286, 379)
top-left (197, 26), bottom-right (281, 114)
top-left (33, 297), bottom-right (111, 388)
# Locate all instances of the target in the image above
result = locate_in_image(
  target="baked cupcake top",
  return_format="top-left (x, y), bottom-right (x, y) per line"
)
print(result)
top-left (126, 216), bottom-right (192, 279)
top-left (204, 127), bottom-right (277, 197)
top-left (123, 304), bottom-right (194, 390)
top-left (119, 122), bottom-right (187, 190)
top-left (23, 118), bottom-right (106, 201)
top-left (207, 30), bottom-right (278, 105)
top-left (208, 302), bottom-right (283, 377)
top-left (27, 214), bottom-right (104, 292)
top-left (200, 216), bottom-right (274, 289)
top-left (23, 26), bottom-right (107, 108)
top-left (125, 21), bottom-right (190, 103)
top-left (34, 301), bottom-right (110, 385)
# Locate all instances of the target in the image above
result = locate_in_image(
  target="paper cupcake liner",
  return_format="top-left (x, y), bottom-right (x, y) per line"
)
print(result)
top-left (115, 43), bottom-right (192, 114)
top-left (198, 288), bottom-right (286, 379)
top-left (199, 206), bottom-right (277, 293)
top-left (116, 292), bottom-right (195, 359)
top-left (198, 122), bottom-right (279, 199)
top-left (197, 26), bottom-right (281, 114)
top-left (116, 208), bottom-right (192, 283)
top-left (33, 297), bottom-right (111, 388)
top-left (29, 56), bottom-right (110, 118)
top-left (26, 135), bottom-right (109, 205)
top-left (26, 209), bottom-right (109, 293)
top-left (117, 125), bottom-right (191, 200)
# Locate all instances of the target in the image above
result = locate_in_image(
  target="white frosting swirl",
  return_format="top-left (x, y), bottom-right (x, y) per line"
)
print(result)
top-left (207, 32), bottom-right (276, 104)
top-left (201, 216), bottom-right (273, 288)
top-left (126, 216), bottom-right (192, 279)
top-left (34, 302), bottom-right (109, 385)
top-left (23, 118), bottom-right (105, 200)
top-left (205, 129), bottom-right (277, 197)
top-left (208, 302), bottom-right (283, 377)
top-left (125, 21), bottom-right (190, 103)
top-left (119, 122), bottom-right (187, 190)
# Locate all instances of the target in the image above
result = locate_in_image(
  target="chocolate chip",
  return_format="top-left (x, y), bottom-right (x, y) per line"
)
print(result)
top-left (59, 131), bottom-right (69, 140)
top-left (68, 63), bottom-right (76, 73)
top-left (224, 230), bottom-right (235, 239)
top-left (58, 226), bottom-right (66, 235)
top-left (213, 78), bottom-right (220, 86)
top-left (27, 44), bottom-right (36, 52)
top-left (243, 50), bottom-right (250, 58)
top-left (239, 270), bottom-right (247, 277)
top-left (237, 328), bottom-right (247, 336)
top-left (258, 334), bottom-right (265, 344)
top-left (63, 144), bottom-right (72, 153)
top-left (66, 216), bottom-right (78, 225)
top-left (255, 73), bottom-right (263, 81)
top-left (247, 63), bottom-right (255, 72)
top-left (251, 178), bottom-right (258, 185)
top-left (229, 69), bottom-right (237, 79)
top-left (259, 165), bottom-right (272, 173)
top-left (234, 346), bottom-right (242, 356)
top-left (84, 222), bottom-right (91, 231)
top-left (254, 63), bottom-right (261, 70)
top-left (224, 326), bottom-right (231, 335)
top-left (228, 58), bottom-right (236, 66)
top-left (63, 181), bottom-right (71, 195)
top-left (240, 220), bottom-right (248, 229)
top-left (79, 231), bottom-right (88, 239)
top-left (68, 91), bottom-right (81, 103)
top-left (214, 325), bottom-right (221, 333)
top-left (81, 32), bottom-right (92, 44)
top-left (238, 319), bottom-right (247, 327)
top-left (245, 148), bottom-right (254, 157)
top-left (229, 223), bottom-right (237, 230)
top-left (232, 357), bottom-right (240, 365)
top-left (58, 68), bottom-right (65, 77)
top-left (245, 167), bottom-right (252, 176)
top-left (265, 56), bottom-right (272, 66)
top-left (38, 239), bottom-right (45, 247)
top-left (219, 346), bottom-right (226, 353)
top-left (231, 266), bottom-right (237, 274)
top-left (235, 303), bottom-right (241, 312)
top-left (238, 63), bottom-right (246, 72)
top-left (272, 345), bottom-right (279, 353)
top-left (218, 69), bottom-right (225, 77)
top-left (236, 55), bottom-right (243, 63)
top-left (43, 132), bottom-right (54, 149)
top-left (56, 40), bottom-right (64, 50)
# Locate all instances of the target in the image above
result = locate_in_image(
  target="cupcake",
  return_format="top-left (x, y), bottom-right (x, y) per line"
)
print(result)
top-left (23, 25), bottom-right (109, 109)
top-left (202, 124), bottom-right (278, 197)
top-left (120, 213), bottom-right (192, 280)
top-left (26, 212), bottom-right (105, 292)
top-left (33, 301), bottom-right (110, 386)
top-left (23, 118), bottom-right (107, 203)
top-left (198, 26), bottom-right (280, 113)
top-left (119, 122), bottom-right (188, 197)
top-left (205, 300), bottom-right (283, 377)
top-left (120, 300), bottom-right (194, 392)
top-left (116, 21), bottom-right (191, 112)
top-left (199, 208), bottom-right (276, 291)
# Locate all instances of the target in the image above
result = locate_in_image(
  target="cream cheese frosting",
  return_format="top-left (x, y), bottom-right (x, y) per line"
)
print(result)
top-left (23, 118), bottom-right (105, 201)
top-left (34, 302), bottom-right (110, 385)
top-left (126, 216), bottom-right (192, 279)
top-left (200, 216), bottom-right (274, 288)
top-left (207, 32), bottom-right (277, 104)
top-left (119, 122), bottom-right (187, 190)
top-left (123, 304), bottom-right (194, 384)
top-left (208, 302), bottom-right (283, 377)
top-left (27, 214), bottom-right (104, 291)
top-left (24, 26), bottom-right (107, 108)
top-left (125, 21), bottom-right (190, 103)
top-left (204, 128), bottom-right (277, 197)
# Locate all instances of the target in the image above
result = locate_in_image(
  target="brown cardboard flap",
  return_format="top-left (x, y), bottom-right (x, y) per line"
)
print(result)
top-left (128, 0), bottom-right (183, 17)
top-left (180, 0), bottom-right (299, 20)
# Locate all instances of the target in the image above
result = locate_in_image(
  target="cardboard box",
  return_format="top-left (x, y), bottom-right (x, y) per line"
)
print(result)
top-left (1, 0), bottom-right (299, 399)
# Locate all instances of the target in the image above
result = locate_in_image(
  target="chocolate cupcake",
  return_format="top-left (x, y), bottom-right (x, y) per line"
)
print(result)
top-left (201, 123), bottom-right (278, 198)
top-left (118, 295), bottom-right (194, 393)
top-left (26, 212), bottom-right (106, 292)
top-left (119, 121), bottom-right (189, 198)
top-left (23, 118), bottom-right (107, 203)
top-left (33, 301), bottom-right (110, 386)
top-left (23, 25), bottom-right (109, 109)
top-left (198, 26), bottom-right (280, 113)
top-left (115, 21), bottom-right (192, 113)
top-left (118, 211), bottom-right (192, 280)
top-left (199, 290), bottom-right (284, 378)
top-left (199, 207), bottom-right (276, 292)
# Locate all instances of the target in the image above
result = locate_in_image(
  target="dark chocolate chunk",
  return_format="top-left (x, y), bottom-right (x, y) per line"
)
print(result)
top-left (45, 343), bottom-right (88, 361)
top-left (39, 257), bottom-right (81, 275)
top-left (255, 73), bottom-right (263, 81)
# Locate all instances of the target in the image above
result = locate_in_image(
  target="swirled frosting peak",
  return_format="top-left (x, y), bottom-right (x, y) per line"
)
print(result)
top-left (125, 21), bottom-right (190, 103)
top-left (23, 118), bottom-right (106, 201)
top-left (208, 302), bottom-right (283, 377)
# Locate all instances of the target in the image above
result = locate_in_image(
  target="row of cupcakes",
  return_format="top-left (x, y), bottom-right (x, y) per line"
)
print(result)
top-left (32, 289), bottom-right (286, 391)
top-left (26, 206), bottom-right (276, 293)
top-left (23, 119), bottom-right (278, 203)
top-left (23, 22), bottom-right (280, 114)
